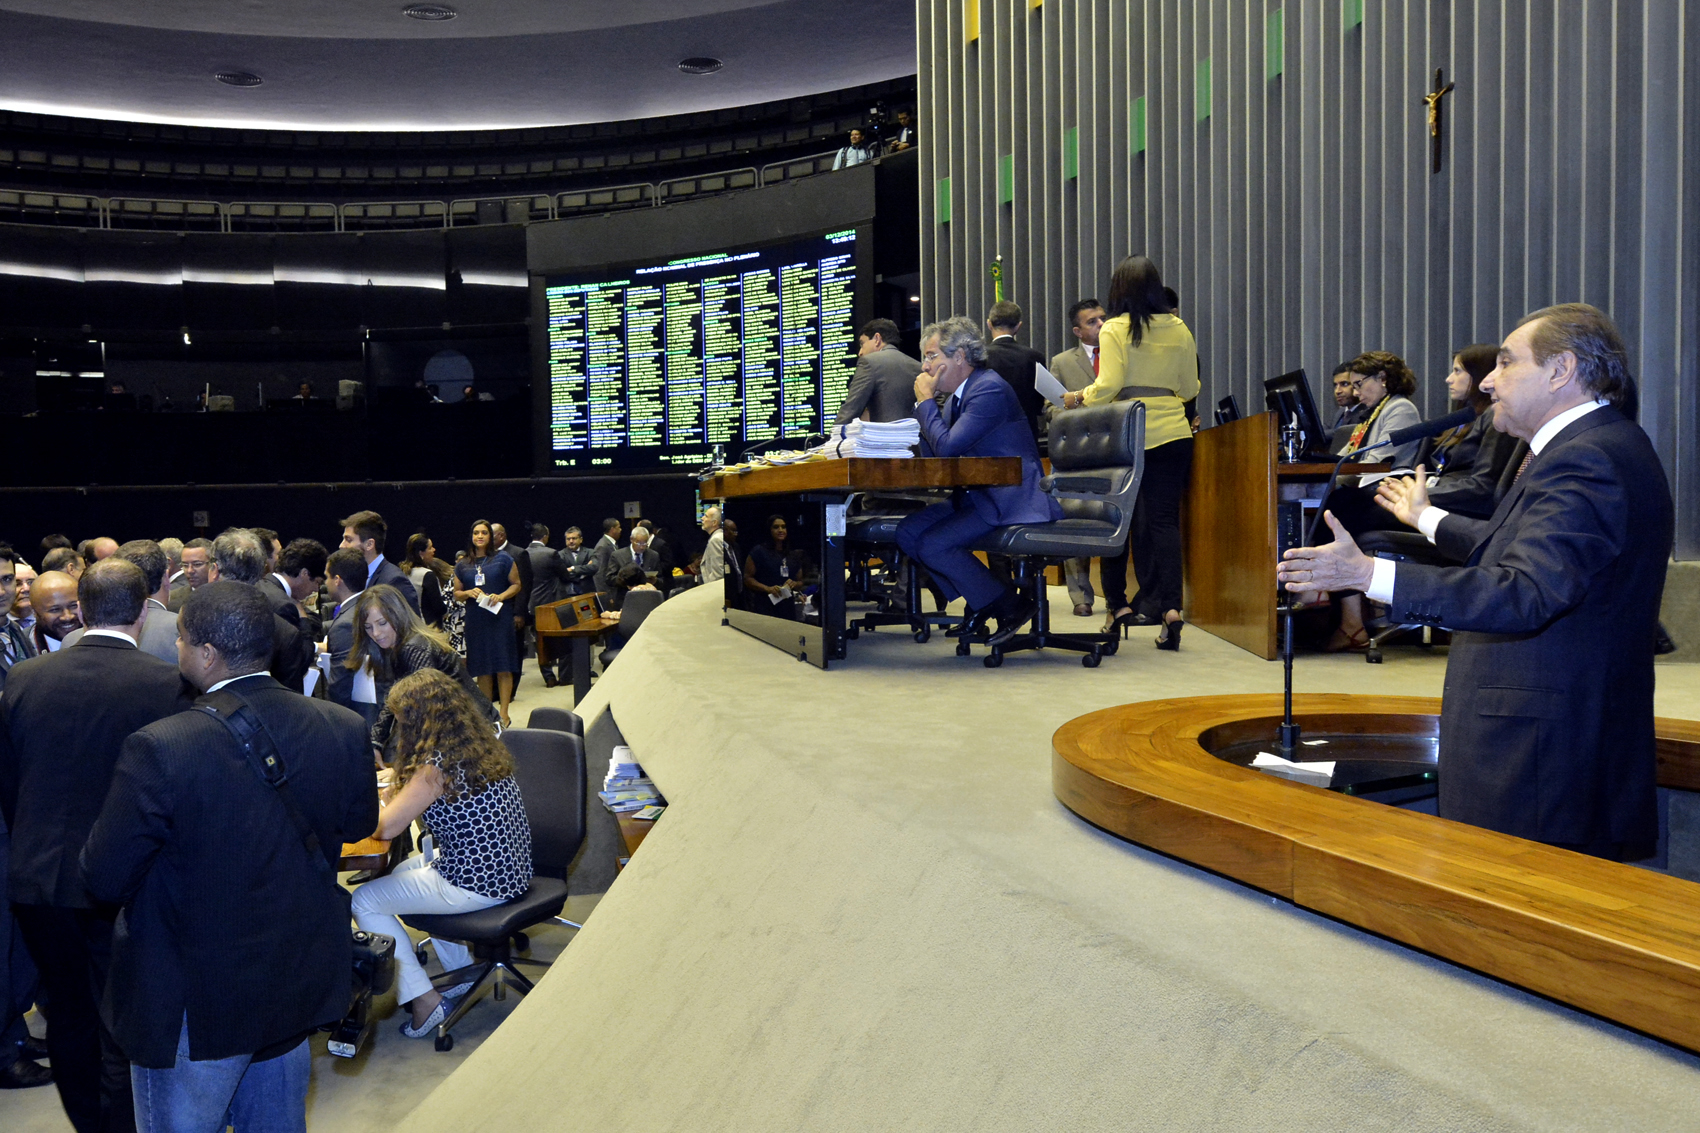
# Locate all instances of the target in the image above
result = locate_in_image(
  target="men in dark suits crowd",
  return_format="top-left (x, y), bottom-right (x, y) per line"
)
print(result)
top-left (322, 548), bottom-right (369, 720)
top-left (896, 316), bottom-right (1062, 647)
top-left (64, 541), bottom-right (179, 665)
top-left (0, 558), bottom-right (190, 1128)
top-left (83, 582), bottom-right (375, 1130)
top-left (1281, 303), bottom-right (1674, 859)
top-left (592, 518), bottom-right (622, 606)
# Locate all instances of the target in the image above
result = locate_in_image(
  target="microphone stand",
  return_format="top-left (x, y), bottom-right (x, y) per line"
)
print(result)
top-left (1282, 439), bottom-right (1390, 759)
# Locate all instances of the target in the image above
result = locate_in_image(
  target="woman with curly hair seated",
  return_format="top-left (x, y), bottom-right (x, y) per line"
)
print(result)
top-left (349, 668), bottom-right (533, 1038)
top-left (346, 583), bottom-right (498, 760)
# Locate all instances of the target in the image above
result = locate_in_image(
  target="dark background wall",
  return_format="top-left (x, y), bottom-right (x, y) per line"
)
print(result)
top-left (919, 0), bottom-right (1699, 557)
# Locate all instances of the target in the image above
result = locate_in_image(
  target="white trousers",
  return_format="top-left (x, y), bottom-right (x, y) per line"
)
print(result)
top-left (350, 854), bottom-right (503, 1004)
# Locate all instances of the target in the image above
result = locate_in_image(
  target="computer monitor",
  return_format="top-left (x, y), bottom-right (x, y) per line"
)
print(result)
top-left (1215, 394), bottom-right (1242, 425)
top-left (1262, 369), bottom-right (1330, 459)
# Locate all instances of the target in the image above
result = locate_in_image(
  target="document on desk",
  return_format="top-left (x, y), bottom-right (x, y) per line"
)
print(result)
top-left (1250, 751), bottom-right (1336, 785)
top-left (1034, 363), bottom-right (1069, 408)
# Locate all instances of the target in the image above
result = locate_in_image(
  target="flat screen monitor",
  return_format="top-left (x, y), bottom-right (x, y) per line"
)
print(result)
top-left (1215, 394), bottom-right (1242, 425)
top-left (1262, 369), bottom-right (1330, 459)
top-left (540, 228), bottom-right (861, 473)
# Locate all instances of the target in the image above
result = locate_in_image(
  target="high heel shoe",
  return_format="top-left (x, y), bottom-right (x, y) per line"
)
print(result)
top-left (1104, 609), bottom-right (1156, 639)
top-left (1155, 618), bottom-right (1183, 651)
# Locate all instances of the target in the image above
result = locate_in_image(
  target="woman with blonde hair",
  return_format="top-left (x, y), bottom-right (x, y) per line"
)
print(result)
top-left (345, 584), bottom-right (497, 758)
top-left (349, 668), bottom-right (533, 1038)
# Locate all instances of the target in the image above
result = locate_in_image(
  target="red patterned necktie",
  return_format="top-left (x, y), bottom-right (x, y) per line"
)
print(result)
top-left (1091, 349), bottom-right (1099, 376)
top-left (1513, 449), bottom-right (1534, 483)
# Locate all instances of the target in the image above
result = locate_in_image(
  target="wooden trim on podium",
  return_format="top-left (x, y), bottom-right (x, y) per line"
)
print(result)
top-left (700, 456), bottom-right (1020, 499)
top-left (1183, 413), bottom-right (1278, 658)
top-left (1053, 694), bottom-right (1700, 1053)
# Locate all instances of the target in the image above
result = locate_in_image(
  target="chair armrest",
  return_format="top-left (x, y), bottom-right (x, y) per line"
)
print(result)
top-left (1042, 475), bottom-right (1113, 495)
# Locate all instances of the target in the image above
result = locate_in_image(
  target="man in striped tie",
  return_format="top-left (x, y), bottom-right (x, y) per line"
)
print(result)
top-left (1278, 303), bottom-right (1674, 860)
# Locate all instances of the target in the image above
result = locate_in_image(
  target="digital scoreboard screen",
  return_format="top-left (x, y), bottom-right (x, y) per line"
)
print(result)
top-left (543, 229), bottom-right (861, 471)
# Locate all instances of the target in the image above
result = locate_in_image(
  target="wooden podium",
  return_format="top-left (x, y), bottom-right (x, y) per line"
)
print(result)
top-left (535, 595), bottom-right (615, 705)
top-left (1183, 413), bottom-right (1387, 659)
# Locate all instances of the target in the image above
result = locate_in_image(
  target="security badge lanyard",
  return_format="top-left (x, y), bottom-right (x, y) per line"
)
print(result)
top-left (474, 566), bottom-right (485, 587)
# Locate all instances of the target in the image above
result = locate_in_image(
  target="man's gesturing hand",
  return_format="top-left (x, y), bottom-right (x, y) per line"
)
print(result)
top-left (1375, 464), bottom-right (1430, 528)
top-left (1276, 510), bottom-right (1376, 594)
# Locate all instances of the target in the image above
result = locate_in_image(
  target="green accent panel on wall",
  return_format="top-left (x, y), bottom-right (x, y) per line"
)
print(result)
top-left (998, 153), bottom-right (1014, 203)
top-left (936, 176), bottom-right (951, 223)
top-left (1131, 96), bottom-right (1147, 154)
top-left (1266, 9), bottom-right (1284, 79)
top-left (1063, 126), bottom-right (1079, 179)
top-left (1343, 0), bottom-right (1363, 30)
top-left (1196, 57), bottom-right (1212, 121)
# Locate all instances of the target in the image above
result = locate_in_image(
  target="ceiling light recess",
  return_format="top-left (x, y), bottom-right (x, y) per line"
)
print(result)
top-left (403, 4), bottom-right (459, 20)
top-left (215, 71), bottom-right (263, 88)
top-left (677, 57), bottom-right (725, 75)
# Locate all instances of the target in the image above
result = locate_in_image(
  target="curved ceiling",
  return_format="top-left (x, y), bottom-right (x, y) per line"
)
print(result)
top-left (0, 0), bottom-right (916, 130)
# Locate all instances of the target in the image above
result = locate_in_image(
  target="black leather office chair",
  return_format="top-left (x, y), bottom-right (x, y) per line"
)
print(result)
top-left (965, 399), bottom-right (1146, 667)
top-left (527, 706), bottom-right (584, 736)
top-left (401, 727), bottom-right (586, 1051)
top-left (1354, 529), bottom-right (1453, 663)
top-left (844, 493), bottom-right (959, 641)
top-left (598, 587), bottom-right (664, 669)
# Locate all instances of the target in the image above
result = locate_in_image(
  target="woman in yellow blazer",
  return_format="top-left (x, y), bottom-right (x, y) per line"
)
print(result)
top-left (1062, 256), bottom-right (1199, 648)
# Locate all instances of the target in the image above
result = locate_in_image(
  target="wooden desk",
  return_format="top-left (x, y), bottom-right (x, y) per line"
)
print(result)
top-left (615, 810), bottom-right (659, 871)
top-left (534, 610), bottom-right (618, 706)
top-left (702, 456), bottom-right (1022, 667)
top-left (1183, 413), bottom-right (1388, 658)
top-left (702, 455), bottom-right (1021, 499)
top-left (1054, 694), bottom-right (1700, 1053)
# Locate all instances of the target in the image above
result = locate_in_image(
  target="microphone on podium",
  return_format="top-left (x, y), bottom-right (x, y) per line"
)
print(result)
top-left (1340, 406), bottom-right (1476, 460)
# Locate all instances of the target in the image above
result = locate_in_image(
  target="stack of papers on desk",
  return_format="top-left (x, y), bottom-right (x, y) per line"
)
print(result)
top-left (599, 745), bottom-right (664, 813)
top-left (816, 419), bottom-right (919, 459)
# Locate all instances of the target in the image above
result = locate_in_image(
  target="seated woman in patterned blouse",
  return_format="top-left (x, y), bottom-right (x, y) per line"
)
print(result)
top-left (350, 668), bottom-right (533, 1039)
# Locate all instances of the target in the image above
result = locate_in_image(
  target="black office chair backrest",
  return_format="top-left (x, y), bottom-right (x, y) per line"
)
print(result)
top-left (499, 727), bottom-right (587, 880)
top-left (1043, 400), bottom-right (1146, 537)
top-left (618, 588), bottom-right (665, 640)
top-left (527, 706), bottom-right (584, 737)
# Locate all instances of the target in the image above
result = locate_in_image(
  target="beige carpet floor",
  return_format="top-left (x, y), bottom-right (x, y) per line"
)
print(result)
top-left (10, 590), bottom-right (1700, 1131)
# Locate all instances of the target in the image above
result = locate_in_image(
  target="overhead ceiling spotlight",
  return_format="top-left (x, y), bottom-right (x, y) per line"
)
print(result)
top-left (403, 4), bottom-right (458, 20)
top-left (677, 57), bottom-right (725, 75)
top-left (215, 71), bottom-right (263, 87)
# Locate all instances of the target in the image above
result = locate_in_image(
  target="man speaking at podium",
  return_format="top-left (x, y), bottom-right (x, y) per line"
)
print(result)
top-left (1278, 304), bottom-right (1674, 860)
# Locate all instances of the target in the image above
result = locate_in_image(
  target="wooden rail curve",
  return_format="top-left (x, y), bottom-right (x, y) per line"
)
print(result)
top-left (1052, 694), bottom-right (1700, 1051)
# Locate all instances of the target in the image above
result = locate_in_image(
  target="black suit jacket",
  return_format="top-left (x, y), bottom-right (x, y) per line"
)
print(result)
top-left (0, 635), bottom-right (190, 907)
top-left (557, 547), bottom-right (598, 596)
top-left (367, 557), bottom-right (420, 614)
top-left (985, 336), bottom-right (1047, 439)
top-left (81, 675), bottom-right (377, 1067)
top-left (603, 546), bottom-right (659, 596)
top-left (524, 542), bottom-right (564, 612)
top-left (0, 618), bottom-right (35, 691)
top-left (1385, 407), bottom-right (1673, 846)
top-left (255, 576), bottom-right (314, 692)
top-left (503, 543), bottom-right (533, 621)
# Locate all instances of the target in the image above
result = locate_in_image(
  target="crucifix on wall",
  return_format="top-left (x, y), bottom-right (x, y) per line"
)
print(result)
top-left (1421, 68), bottom-right (1456, 174)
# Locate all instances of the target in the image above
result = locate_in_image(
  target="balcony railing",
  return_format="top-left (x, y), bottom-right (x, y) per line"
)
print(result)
top-left (0, 151), bottom-right (848, 234)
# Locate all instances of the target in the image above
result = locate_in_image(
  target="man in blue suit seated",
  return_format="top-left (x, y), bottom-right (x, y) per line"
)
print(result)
top-left (897, 316), bottom-right (1063, 647)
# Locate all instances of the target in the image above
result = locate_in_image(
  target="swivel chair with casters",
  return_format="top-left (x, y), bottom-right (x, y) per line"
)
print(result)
top-left (1354, 528), bottom-right (1456, 664)
top-left (965, 399), bottom-right (1146, 668)
top-left (844, 492), bottom-right (959, 642)
top-left (598, 588), bottom-right (664, 669)
top-left (527, 706), bottom-right (584, 736)
top-left (400, 726), bottom-right (587, 1051)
